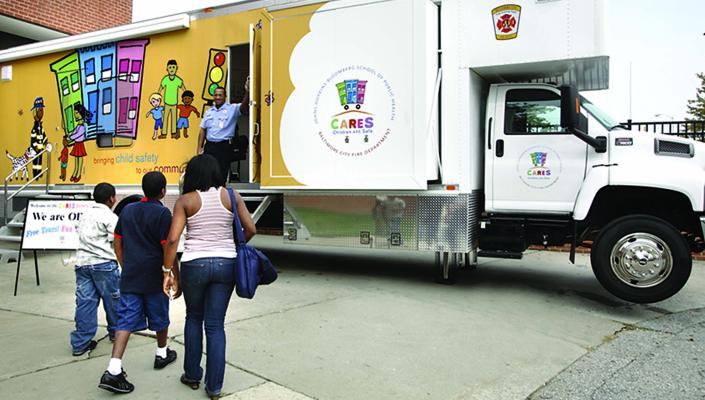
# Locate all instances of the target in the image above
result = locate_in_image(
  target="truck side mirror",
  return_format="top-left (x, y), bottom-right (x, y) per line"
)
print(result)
top-left (578, 113), bottom-right (588, 134)
top-left (560, 85), bottom-right (605, 153)
top-left (560, 85), bottom-right (579, 131)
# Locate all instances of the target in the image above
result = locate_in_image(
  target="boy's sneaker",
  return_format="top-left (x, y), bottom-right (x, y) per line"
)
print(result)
top-left (99, 370), bottom-right (134, 394)
top-left (72, 340), bottom-right (97, 356)
top-left (154, 348), bottom-right (177, 369)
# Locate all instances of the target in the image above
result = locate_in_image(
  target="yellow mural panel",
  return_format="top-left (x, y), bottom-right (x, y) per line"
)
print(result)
top-left (0, 9), bottom-right (263, 186)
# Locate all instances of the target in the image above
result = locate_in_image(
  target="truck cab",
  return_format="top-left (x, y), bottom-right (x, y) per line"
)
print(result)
top-left (481, 82), bottom-right (705, 303)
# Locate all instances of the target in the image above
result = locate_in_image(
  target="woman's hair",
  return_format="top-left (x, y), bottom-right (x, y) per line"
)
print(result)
top-left (74, 103), bottom-right (93, 122)
top-left (182, 154), bottom-right (224, 194)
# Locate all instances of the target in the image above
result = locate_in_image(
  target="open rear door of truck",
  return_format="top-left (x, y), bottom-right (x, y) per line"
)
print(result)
top-left (255, 0), bottom-right (438, 189)
top-left (249, 21), bottom-right (262, 183)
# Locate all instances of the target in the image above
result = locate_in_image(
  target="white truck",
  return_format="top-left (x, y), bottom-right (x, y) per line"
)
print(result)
top-left (0, 0), bottom-right (700, 303)
top-left (250, 0), bottom-right (704, 304)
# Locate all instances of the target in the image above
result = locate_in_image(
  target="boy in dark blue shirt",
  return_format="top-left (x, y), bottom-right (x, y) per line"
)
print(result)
top-left (99, 171), bottom-right (178, 394)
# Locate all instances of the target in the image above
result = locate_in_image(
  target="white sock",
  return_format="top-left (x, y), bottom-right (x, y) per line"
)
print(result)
top-left (156, 346), bottom-right (167, 358)
top-left (107, 358), bottom-right (122, 376)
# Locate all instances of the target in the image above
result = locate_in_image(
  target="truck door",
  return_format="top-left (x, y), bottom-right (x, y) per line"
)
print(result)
top-left (248, 20), bottom-right (264, 183)
top-left (488, 85), bottom-right (588, 212)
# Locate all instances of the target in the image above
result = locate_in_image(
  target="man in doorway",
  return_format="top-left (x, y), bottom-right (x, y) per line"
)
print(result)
top-left (197, 79), bottom-right (249, 184)
top-left (157, 60), bottom-right (186, 139)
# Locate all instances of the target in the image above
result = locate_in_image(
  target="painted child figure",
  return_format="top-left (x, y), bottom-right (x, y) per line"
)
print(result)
top-left (59, 136), bottom-right (70, 181)
top-left (175, 90), bottom-right (200, 139)
top-left (146, 93), bottom-right (165, 140)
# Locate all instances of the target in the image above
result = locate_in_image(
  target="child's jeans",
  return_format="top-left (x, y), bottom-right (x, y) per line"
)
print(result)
top-left (70, 261), bottom-right (120, 352)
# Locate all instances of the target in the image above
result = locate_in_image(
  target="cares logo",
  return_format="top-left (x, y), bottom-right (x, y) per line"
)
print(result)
top-left (330, 79), bottom-right (375, 136)
top-left (517, 147), bottom-right (561, 189)
top-left (313, 65), bottom-right (396, 157)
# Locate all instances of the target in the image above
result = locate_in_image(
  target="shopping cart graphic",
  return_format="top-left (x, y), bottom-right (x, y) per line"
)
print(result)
top-left (336, 79), bottom-right (367, 110)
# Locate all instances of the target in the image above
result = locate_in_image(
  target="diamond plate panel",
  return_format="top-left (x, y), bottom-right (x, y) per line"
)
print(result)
top-left (283, 191), bottom-right (481, 253)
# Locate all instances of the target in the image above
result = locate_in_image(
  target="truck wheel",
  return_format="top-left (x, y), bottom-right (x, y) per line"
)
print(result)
top-left (591, 214), bottom-right (691, 303)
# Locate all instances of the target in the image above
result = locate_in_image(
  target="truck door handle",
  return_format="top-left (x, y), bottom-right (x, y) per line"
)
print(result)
top-left (496, 139), bottom-right (504, 157)
top-left (487, 117), bottom-right (493, 150)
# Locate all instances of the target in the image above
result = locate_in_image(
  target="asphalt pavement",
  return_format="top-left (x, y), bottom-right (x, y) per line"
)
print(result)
top-left (1, 235), bottom-right (704, 399)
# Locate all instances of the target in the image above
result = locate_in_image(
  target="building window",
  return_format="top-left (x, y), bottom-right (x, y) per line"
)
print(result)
top-left (70, 72), bottom-right (79, 92)
top-left (118, 98), bottom-right (128, 124)
top-left (130, 60), bottom-right (142, 83)
top-left (101, 55), bottom-right (113, 80)
top-left (84, 59), bottom-right (95, 84)
top-left (128, 96), bottom-right (138, 119)
top-left (60, 77), bottom-right (69, 96)
top-left (87, 90), bottom-right (98, 124)
top-left (118, 59), bottom-right (129, 81)
top-left (102, 87), bottom-right (112, 114)
top-left (504, 89), bottom-right (562, 135)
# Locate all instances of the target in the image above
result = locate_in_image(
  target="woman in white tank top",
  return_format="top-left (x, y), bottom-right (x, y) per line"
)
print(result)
top-left (162, 154), bottom-right (256, 399)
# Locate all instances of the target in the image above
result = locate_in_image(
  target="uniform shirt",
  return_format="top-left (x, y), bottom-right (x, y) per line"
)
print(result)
top-left (200, 103), bottom-right (241, 142)
top-left (114, 198), bottom-right (172, 294)
top-left (75, 202), bottom-right (118, 266)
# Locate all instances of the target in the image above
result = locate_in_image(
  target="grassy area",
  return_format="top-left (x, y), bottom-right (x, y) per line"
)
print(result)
top-left (291, 207), bottom-right (416, 239)
top-left (292, 208), bottom-right (374, 237)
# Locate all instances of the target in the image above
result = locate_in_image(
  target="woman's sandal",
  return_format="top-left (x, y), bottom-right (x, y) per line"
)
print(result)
top-left (180, 374), bottom-right (200, 390)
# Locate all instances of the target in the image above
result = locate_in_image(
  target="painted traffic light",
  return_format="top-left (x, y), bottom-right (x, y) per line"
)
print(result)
top-left (201, 48), bottom-right (228, 102)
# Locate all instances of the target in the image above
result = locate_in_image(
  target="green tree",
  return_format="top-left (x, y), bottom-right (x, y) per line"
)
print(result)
top-left (686, 73), bottom-right (705, 134)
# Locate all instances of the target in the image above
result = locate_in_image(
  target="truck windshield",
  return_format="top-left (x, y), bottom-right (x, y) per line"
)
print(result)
top-left (580, 96), bottom-right (624, 131)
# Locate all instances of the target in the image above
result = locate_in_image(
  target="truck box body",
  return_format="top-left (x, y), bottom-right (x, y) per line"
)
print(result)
top-left (0, 0), bottom-right (605, 192)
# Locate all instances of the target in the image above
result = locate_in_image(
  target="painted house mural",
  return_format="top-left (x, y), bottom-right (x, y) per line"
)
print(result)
top-left (49, 52), bottom-right (83, 135)
top-left (78, 42), bottom-right (116, 138)
top-left (50, 39), bottom-right (149, 148)
top-left (116, 39), bottom-right (149, 143)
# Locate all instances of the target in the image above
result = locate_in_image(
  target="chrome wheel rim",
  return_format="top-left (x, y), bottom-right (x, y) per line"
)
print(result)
top-left (609, 232), bottom-right (673, 288)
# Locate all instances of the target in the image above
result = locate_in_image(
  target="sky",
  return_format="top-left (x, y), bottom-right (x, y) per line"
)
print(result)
top-left (133, 0), bottom-right (705, 123)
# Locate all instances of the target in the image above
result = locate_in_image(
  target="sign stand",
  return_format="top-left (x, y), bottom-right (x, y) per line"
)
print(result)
top-left (12, 199), bottom-right (94, 296)
top-left (13, 248), bottom-right (39, 296)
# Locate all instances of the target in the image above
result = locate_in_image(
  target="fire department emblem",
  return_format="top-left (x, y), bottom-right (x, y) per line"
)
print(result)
top-left (492, 4), bottom-right (521, 40)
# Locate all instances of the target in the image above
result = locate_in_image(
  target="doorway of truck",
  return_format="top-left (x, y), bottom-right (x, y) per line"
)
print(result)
top-left (489, 85), bottom-right (589, 212)
top-left (228, 43), bottom-right (250, 182)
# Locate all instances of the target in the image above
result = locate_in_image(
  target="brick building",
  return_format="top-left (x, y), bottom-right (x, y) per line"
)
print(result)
top-left (0, 0), bottom-right (132, 50)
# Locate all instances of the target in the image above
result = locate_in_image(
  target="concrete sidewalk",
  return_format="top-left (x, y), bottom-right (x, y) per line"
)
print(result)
top-left (1, 235), bottom-right (705, 399)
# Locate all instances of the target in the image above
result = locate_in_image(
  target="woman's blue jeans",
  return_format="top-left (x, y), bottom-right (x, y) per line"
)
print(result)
top-left (181, 257), bottom-right (236, 395)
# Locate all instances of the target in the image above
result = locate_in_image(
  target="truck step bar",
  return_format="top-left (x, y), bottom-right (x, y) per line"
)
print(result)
top-left (478, 250), bottom-right (523, 260)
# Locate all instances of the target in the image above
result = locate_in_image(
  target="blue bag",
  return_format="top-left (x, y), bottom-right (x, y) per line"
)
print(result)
top-left (227, 188), bottom-right (277, 299)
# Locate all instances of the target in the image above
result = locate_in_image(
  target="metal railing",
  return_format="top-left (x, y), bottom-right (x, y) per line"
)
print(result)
top-left (4, 145), bottom-right (52, 225)
top-left (620, 119), bottom-right (705, 141)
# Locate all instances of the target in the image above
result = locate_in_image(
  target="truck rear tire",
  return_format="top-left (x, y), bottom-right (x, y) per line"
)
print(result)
top-left (591, 214), bottom-right (691, 303)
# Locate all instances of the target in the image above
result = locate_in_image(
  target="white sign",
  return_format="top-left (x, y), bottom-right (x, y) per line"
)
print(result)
top-left (22, 200), bottom-right (95, 250)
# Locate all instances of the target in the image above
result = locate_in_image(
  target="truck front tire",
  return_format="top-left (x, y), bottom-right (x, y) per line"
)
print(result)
top-left (591, 214), bottom-right (691, 303)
